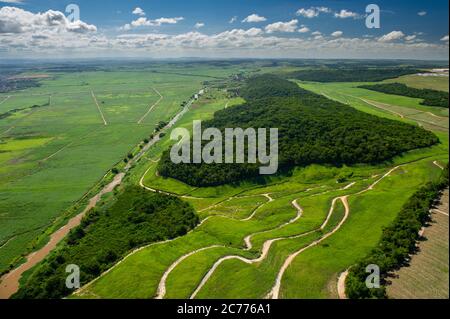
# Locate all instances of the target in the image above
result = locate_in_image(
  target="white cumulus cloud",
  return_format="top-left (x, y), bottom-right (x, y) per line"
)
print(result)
top-left (132, 7), bottom-right (145, 16)
top-left (378, 31), bottom-right (405, 42)
top-left (334, 9), bottom-right (359, 19)
top-left (405, 35), bottom-right (417, 41)
top-left (265, 19), bottom-right (298, 33)
top-left (242, 14), bottom-right (267, 23)
top-left (122, 16), bottom-right (184, 30)
top-left (0, 6), bottom-right (96, 34)
top-left (296, 7), bottom-right (330, 18)
top-left (298, 26), bottom-right (310, 33)
top-left (417, 11), bottom-right (427, 16)
top-left (331, 31), bottom-right (343, 37)
top-left (194, 22), bottom-right (205, 29)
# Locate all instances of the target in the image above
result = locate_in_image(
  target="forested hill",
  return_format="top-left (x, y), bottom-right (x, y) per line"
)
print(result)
top-left (14, 187), bottom-right (198, 299)
top-left (358, 83), bottom-right (449, 108)
top-left (158, 75), bottom-right (439, 187)
top-left (285, 68), bottom-right (420, 82)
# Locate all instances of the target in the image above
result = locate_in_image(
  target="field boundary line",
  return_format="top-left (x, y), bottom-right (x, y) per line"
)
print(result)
top-left (0, 126), bottom-right (14, 136)
top-left (91, 90), bottom-right (108, 126)
top-left (358, 98), bottom-right (405, 119)
top-left (39, 129), bottom-right (100, 162)
top-left (432, 208), bottom-right (449, 216)
top-left (137, 88), bottom-right (164, 124)
top-left (344, 94), bottom-right (448, 130)
top-left (0, 95), bottom-right (11, 106)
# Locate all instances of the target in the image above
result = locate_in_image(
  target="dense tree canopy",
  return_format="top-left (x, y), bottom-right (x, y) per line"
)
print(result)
top-left (158, 75), bottom-right (439, 186)
top-left (285, 68), bottom-right (420, 82)
top-left (14, 187), bottom-right (198, 299)
top-left (359, 83), bottom-right (449, 108)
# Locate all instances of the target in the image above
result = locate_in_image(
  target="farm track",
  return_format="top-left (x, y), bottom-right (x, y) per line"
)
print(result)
top-left (191, 166), bottom-right (401, 299)
top-left (266, 196), bottom-right (350, 299)
top-left (337, 269), bottom-right (349, 299)
top-left (90, 90), bottom-right (108, 126)
top-left (189, 199), bottom-right (313, 299)
top-left (433, 160), bottom-right (445, 170)
top-left (39, 129), bottom-right (101, 162)
top-left (359, 98), bottom-right (405, 118)
top-left (0, 96), bottom-right (11, 106)
top-left (137, 88), bottom-right (164, 124)
top-left (154, 166), bottom-right (398, 299)
top-left (266, 165), bottom-right (406, 299)
top-left (0, 126), bottom-right (14, 137)
top-left (344, 94), bottom-right (449, 131)
top-left (154, 194), bottom-right (275, 299)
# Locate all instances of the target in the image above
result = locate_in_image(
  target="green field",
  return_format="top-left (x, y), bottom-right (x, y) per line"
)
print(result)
top-left (385, 74), bottom-right (449, 92)
top-left (75, 73), bottom-right (448, 299)
top-left (0, 65), bottom-right (244, 274)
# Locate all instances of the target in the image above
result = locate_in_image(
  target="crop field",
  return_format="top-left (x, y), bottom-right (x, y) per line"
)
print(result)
top-left (74, 73), bottom-right (448, 299)
top-left (0, 65), bottom-right (243, 274)
top-left (385, 74), bottom-right (449, 92)
top-left (386, 189), bottom-right (449, 299)
top-left (297, 81), bottom-right (449, 133)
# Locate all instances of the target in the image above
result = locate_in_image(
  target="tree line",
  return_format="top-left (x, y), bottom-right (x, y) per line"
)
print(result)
top-left (285, 68), bottom-right (420, 82)
top-left (359, 83), bottom-right (449, 108)
top-left (346, 163), bottom-right (449, 299)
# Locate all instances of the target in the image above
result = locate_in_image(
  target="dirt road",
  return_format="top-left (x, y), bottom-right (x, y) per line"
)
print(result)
top-left (337, 270), bottom-right (349, 299)
top-left (91, 90), bottom-right (108, 126)
top-left (137, 88), bottom-right (164, 124)
top-left (266, 196), bottom-right (350, 299)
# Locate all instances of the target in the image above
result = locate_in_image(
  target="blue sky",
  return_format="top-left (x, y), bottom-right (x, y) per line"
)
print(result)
top-left (0, 0), bottom-right (448, 59)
